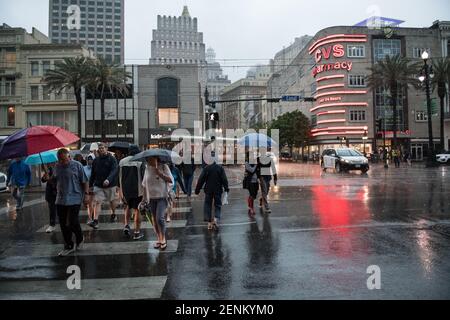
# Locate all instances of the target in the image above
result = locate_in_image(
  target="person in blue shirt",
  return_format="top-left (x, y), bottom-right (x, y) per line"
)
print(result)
top-left (6, 158), bottom-right (31, 210)
top-left (54, 148), bottom-right (89, 257)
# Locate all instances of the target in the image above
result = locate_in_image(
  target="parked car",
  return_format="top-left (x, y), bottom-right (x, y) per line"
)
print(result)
top-left (321, 148), bottom-right (370, 173)
top-left (436, 151), bottom-right (450, 164)
top-left (0, 172), bottom-right (7, 193)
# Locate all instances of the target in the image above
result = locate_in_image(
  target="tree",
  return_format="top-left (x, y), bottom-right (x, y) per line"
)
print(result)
top-left (367, 55), bottom-right (419, 150)
top-left (88, 57), bottom-right (131, 140)
top-left (432, 58), bottom-right (450, 152)
top-left (269, 110), bottom-right (310, 154)
top-left (43, 57), bottom-right (91, 148)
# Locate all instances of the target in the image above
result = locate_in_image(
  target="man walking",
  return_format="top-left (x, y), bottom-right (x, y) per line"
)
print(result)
top-left (195, 153), bottom-right (229, 231)
top-left (181, 156), bottom-right (196, 200)
top-left (54, 148), bottom-right (89, 256)
top-left (258, 150), bottom-right (278, 214)
top-left (89, 143), bottom-right (119, 229)
top-left (6, 158), bottom-right (31, 210)
top-left (119, 145), bottom-right (145, 239)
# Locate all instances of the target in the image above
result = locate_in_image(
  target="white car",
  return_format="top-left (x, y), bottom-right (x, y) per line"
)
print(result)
top-left (321, 148), bottom-right (370, 173)
top-left (0, 172), bottom-right (7, 193)
top-left (436, 151), bottom-right (450, 164)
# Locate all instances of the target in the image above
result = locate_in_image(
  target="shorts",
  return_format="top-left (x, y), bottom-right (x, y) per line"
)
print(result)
top-left (125, 196), bottom-right (143, 210)
top-left (94, 187), bottom-right (117, 203)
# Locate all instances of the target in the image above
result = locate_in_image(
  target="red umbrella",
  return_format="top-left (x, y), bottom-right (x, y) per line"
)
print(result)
top-left (0, 126), bottom-right (80, 160)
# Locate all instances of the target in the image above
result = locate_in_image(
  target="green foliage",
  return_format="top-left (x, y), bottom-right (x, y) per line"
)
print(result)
top-left (268, 110), bottom-right (310, 148)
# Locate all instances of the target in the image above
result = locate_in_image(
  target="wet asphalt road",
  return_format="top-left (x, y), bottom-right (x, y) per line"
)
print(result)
top-left (0, 162), bottom-right (449, 300)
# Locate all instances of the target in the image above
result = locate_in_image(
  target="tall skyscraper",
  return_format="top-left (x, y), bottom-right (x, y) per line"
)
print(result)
top-left (149, 6), bottom-right (206, 65)
top-left (49, 0), bottom-right (124, 64)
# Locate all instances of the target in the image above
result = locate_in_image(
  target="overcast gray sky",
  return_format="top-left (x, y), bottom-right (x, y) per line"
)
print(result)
top-left (0, 0), bottom-right (449, 81)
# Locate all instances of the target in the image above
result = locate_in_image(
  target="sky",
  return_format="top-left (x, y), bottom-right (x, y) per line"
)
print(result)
top-left (0, 0), bottom-right (449, 82)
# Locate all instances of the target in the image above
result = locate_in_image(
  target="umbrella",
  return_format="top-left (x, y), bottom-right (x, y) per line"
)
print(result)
top-left (131, 148), bottom-right (171, 163)
top-left (237, 133), bottom-right (277, 148)
top-left (25, 150), bottom-right (58, 166)
top-left (0, 126), bottom-right (80, 160)
top-left (108, 141), bottom-right (131, 154)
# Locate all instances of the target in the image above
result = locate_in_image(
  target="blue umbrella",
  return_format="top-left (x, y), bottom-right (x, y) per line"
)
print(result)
top-left (238, 133), bottom-right (277, 148)
top-left (130, 148), bottom-right (171, 162)
top-left (25, 150), bottom-right (58, 166)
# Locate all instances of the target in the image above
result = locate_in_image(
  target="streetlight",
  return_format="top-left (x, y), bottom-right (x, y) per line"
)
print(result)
top-left (419, 50), bottom-right (437, 167)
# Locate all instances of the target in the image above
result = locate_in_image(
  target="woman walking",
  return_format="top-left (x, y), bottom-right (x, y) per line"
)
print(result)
top-left (41, 163), bottom-right (58, 233)
top-left (244, 154), bottom-right (260, 218)
top-left (141, 156), bottom-right (174, 251)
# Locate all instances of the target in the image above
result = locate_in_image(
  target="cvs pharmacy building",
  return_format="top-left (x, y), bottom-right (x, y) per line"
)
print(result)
top-left (300, 24), bottom-right (443, 161)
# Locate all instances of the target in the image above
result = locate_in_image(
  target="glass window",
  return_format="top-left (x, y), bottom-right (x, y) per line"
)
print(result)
top-left (413, 48), bottom-right (430, 59)
top-left (350, 110), bottom-right (366, 122)
top-left (373, 39), bottom-right (401, 61)
top-left (31, 86), bottom-right (39, 100)
top-left (157, 77), bottom-right (178, 108)
top-left (347, 45), bottom-right (365, 58)
top-left (415, 111), bottom-right (428, 121)
top-left (348, 75), bottom-right (366, 87)
top-left (31, 61), bottom-right (39, 76)
top-left (43, 85), bottom-right (51, 100)
top-left (0, 106), bottom-right (15, 127)
top-left (158, 108), bottom-right (179, 125)
top-left (5, 77), bottom-right (16, 96)
top-left (42, 61), bottom-right (51, 75)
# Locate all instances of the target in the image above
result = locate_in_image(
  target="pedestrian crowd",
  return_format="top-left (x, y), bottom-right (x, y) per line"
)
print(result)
top-left (6, 143), bottom-right (279, 257)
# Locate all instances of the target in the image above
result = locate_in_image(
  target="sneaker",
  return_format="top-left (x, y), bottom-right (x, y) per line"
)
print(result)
top-left (133, 232), bottom-right (144, 241)
top-left (76, 238), bottom-right (85, 251)
top-left (58, 246), bottom-right (76, 257)
top-left (265, 207), bottom-right (272, 214)
top-left (166, 216), bottom-right (171, 223)
top-left (86, 219), bottom-right (92, 225)
top-left (92, 220), bottom-right (99, 230)
top-left (110, 213), bottom-right (117, 222)
top-left (123, 225), bottom-right (131, 236)
top-left (45, 225), bottom-right (56, 233)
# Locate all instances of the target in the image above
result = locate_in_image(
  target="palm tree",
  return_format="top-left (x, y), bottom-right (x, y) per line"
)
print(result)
top-left (43, 56), bottom-right (91, 148)
top-left (432, 58), bottom-right (450, 152)
top-left (88, 57), bottom-right (131, 140)
top-left (367, 55), bottom-right (420, 150)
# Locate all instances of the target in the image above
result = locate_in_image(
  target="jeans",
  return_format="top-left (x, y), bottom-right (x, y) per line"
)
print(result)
top-left (150, 198), bottom-right (168, 236)
top-left (57, 205), bottom-right (83, 249)
top-left (11, 186), bottom-right (25, 209)
top-left (183, 174), bottom-right (194, 197)
top-left (48, 201), bottom-right (57, 227)
top-left (204, 192), bottom-right (222, 222)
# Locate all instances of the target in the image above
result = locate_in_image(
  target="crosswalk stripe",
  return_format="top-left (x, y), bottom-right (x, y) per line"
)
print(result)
top-left (0, 276), bottom-right (168, 300)
top-left (78, 206), bottom-right (191, 215)
top-left (36, 220), bottom-right (187, 233)
top-left (2, 240), bottom-right (179, 258)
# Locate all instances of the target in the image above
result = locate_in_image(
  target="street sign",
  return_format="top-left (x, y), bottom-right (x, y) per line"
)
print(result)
top-left (282, 95), bottom-right (301, 102)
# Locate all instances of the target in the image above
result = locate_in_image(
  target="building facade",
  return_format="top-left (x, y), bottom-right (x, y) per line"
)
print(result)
top-left (289, 23), bottom-right (445, 160)
top-left (49, 0), bottom-right (124, 64)
top-left (0, 24), bottom-right (92, 141)
top-left (220, 78), bottom-right (267, 130)
top-left (81, 65), bottom-right (138, 144)
top-left (272, 35), bottom-right (312, 75)
top-left (434, 21), bottom-right (450, 150)
top-left (137, 64), bottom-right (203, 149)
top-left (149, 6), bottom-right (206, 66)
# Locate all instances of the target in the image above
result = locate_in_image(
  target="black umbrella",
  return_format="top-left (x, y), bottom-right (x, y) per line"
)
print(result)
top-left (108, 141), bottom-right (131, 154)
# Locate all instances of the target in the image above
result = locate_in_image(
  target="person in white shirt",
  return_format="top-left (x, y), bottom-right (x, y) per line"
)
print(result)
top-left (141, 156), bottom-right (173, 250)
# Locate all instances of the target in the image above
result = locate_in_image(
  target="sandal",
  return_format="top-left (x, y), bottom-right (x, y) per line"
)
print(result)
top-left (160, 242), bottom-right (168, 251)
top-left (208, 222), bottom-right (213, 230)
top-left (153, 242), bottom-right (161, 249)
